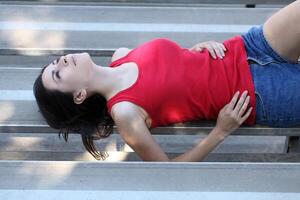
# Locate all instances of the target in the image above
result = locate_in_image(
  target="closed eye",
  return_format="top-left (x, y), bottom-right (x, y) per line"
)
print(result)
top-left (56, 71), bottom-right (60, 79)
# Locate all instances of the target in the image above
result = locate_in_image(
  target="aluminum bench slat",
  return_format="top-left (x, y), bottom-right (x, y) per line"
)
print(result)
top-left (1, 190), bottom-right (299, 200)
top-left (0, 122), bottom-right (299, 136)
top-left (0, 0), bottom-right (294, 6)
top-left (0, 133), bottom-right (287, 154)
top-left (0, 5), bottom-right (282, 53)
top-left (0, 161), bottom-right (299, 192)
top-left (2, 151), bottom-right (300, 162)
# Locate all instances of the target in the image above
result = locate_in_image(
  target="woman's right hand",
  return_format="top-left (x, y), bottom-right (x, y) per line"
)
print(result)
top-left (215, 90), bottom-right (253, 138)
top-left (189, 40), bottom-right (226, 59)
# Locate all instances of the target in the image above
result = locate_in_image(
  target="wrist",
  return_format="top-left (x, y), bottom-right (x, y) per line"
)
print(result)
top-left (211, 127), bottom-right (228, 142)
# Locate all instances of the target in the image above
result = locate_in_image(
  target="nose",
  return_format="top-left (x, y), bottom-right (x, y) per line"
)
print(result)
top-left (57, 55), bottom-right (69, 67)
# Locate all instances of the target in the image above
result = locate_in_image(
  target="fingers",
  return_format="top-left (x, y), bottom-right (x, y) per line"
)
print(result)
top-left (227, 91), bottom-right (240, 111)
top-left (206, 46), bottom-right (217, 59)
top-left (232, 91), bottom-right (249, 115)
top-left (220, 43), bottom-right (227, 52)
top-left (189, 41), bottom-right (227, 60)
top-left (238, 95), bottom-right (250, 118)
top-left (241, 107), bottom-right (253, 122)
top-left (216, 90), bottom-right (253, 134)
top-left (207, 42), bottom-right (226, 59)
top-left (228, 90), bottom-right (253, 123)
top-left (211, 43), bottom-right (225, 59)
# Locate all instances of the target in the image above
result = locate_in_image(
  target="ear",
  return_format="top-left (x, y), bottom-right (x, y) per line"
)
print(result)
top-left (73, 89), bottom-right (87, 104)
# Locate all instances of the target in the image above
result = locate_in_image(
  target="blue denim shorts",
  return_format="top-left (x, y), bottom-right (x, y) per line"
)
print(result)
top-left (241, 25), bottom-right (300, 127)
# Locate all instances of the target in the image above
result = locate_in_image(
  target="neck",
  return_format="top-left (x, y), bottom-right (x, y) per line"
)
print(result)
top-left (87, 63), bottom-right (123, 100)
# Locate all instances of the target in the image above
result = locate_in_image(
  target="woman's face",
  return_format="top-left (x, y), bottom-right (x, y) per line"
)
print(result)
top-left (42, 52), bottom-right (94, 93)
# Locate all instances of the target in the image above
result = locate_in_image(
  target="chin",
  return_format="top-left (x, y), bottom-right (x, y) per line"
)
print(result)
top-left (75, 52), bottom-right (95, 67)
top-left (83, 52), bottom-right (95, 65)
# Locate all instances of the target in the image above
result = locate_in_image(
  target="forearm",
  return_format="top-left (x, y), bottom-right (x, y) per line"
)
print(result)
top-left (169, 91), bottom-right (251, 162)
top-left (170, 127), bottom-right (226, 162)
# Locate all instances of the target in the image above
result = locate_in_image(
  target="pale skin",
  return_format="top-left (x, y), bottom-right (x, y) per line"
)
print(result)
top-left (42, 0), bottom-right (300, 161)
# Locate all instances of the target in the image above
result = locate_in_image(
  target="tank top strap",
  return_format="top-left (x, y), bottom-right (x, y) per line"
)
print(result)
top-left (109, 49), bottom-right (135, 68)
top-left (109, 57), bottom-right (125, 67)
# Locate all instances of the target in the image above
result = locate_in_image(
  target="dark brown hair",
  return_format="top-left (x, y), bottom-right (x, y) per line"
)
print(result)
top-left (33, 65), bottom-right (114, 160)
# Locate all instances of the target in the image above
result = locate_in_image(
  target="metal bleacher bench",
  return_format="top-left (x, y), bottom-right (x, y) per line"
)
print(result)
top-left (0, 0), bottom-right (300, 198)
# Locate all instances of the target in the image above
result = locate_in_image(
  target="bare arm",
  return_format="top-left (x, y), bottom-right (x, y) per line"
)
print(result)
top-left (114, 106), bottom-right (225, 162)
top-left (171, 127), bottom-right (225, 162)
top-left (112, 91), bottom-right (252, 162)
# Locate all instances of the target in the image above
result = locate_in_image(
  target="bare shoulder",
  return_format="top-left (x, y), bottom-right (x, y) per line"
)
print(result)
top-left (110, 102), bottom-right (149, 149)
top-left (110, 101), bottom-right (169, 161)
top-left (111, 101), bottom-right (152, 129)
top-left (111, 102), bottom-right (142, 122)
top-left (111, 47), bottom-right (132, 62)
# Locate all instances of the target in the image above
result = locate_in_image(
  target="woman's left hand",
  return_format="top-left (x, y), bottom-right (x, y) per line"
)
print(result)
top-left (189, 40), bottom-right (227, 59)
top-left (215, 90), bottom-right (252, 137)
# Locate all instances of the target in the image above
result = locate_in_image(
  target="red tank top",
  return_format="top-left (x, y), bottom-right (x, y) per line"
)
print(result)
top-left (106, 37), bottom-right (256, 128)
